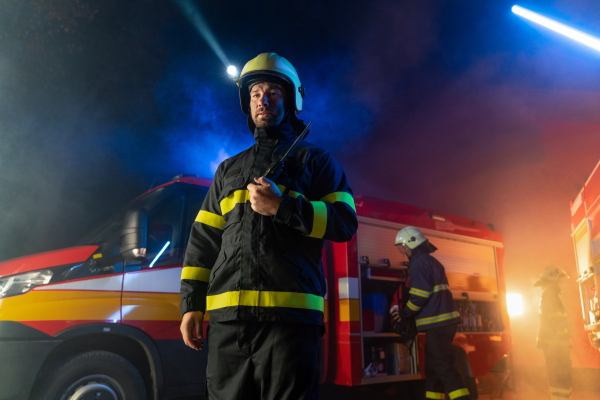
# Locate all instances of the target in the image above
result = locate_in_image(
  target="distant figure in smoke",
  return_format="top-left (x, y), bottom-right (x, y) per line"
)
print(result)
top-left (390, 226), bottom-right (471, 400)
top-left (535, 266), bottom-right (572, 400)
top-left (179, 52), bottom-right (357, 399)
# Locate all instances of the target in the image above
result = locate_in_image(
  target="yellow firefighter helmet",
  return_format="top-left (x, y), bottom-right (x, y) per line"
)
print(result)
top-left (395, 227), bottom-right (428, 249)
top-left (237, 52), bottom-right (304, 115)
top-left (534, 266), bottom-right (569, 286)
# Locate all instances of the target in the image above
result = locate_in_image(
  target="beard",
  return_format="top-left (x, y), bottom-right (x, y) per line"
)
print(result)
top-left (252, 106), bottom-right (284, 128)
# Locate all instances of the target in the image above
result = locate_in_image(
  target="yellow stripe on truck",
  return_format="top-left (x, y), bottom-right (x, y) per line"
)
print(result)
top-left (122, 292), bottom-right (182, 321)
top-left (0, 290), bottom-right (120, 321)
top-left (338, 298), bottom-right (360, 322)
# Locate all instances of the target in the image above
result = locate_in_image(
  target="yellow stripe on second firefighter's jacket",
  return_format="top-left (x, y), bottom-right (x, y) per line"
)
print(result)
top-left (416, 311), bottom-right (460, 327)
top-left (426, 391), bottom-right (445, 399)
top-left (181, 266), bottom-right (211, 282)
top-left (206, 290), bottom-right (324, 312)
top-left (409, 287), bottom-right (431, 298)
top-left (433, 284), bottom-right (450, 293)
top-left (448, 388), bottom-right (470, 399)
top-left (196, 210), bottom-right (225, 229)
top-left (407, 300), bottom-right (421, 312)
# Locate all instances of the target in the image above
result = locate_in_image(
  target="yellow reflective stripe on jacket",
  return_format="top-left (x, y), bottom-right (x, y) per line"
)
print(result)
top-left (288, 189), bottom-right (304, 198)
top-left (448, 388), bottom-right (470, 399)
top-left (416, 311), bottom-right (460, 327)
top-left (181, 266), bottom-right (211, 282)
top-left (308, 191), bottom-right (355, 239)
top-left (537, 337), bottom-right (571, 346)
top-left (426, 392), bottom-right (445, 399)
top-left (433, 284), bottom-right (450, 292)
top-left (320, 191), bottom-right (356, 212)
top-left (220, 189), bottom-right (250, 215)
top-left (546, 310), bottom-right (569, 318)
top-left (206, 290), bottom-right (324, 312)
top-left (407, 300), bottom-right (421, 312)
top-left (196, 210), bottom-right (226, 229)
top-left (549, 387), bottom-right (571, 396)
top-left (410, 287), bottom-right (431, 298)
top-left (219, 185), bottom-right (287, 216)
top-left (308, 201), bottom-right (328, 238)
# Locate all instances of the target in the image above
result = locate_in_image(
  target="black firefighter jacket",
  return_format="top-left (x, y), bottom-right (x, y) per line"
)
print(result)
top-left (180, 121), bottom-right (358, 327)
top-left (537, 285), bottom-right (570, 348)
top-left (399, 246), bottom-right (461, 331)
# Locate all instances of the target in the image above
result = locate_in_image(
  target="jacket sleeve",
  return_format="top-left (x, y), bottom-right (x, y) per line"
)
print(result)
top-left (273, 150), bottom-right (358, 243)
top-left (401, 258), bottom-right (433, 319)
top-left (180, 173), bottom-right (224, 315)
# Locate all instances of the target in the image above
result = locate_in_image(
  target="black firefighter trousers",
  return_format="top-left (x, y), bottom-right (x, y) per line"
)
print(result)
top-left (424, 323), bottom-right (471, 400)
top-left (206, 320), bottom-right (321, 400)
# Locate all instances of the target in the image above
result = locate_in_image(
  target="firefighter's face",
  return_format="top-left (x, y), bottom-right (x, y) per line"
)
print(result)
top-left (396, 243), bottom-right (411, 257)
top-left (249, 82), bottom-right (287, 128)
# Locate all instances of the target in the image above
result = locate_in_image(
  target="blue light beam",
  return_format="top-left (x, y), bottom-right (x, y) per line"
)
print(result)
top-left (175, 0), bottom-right (230, 65)
top-left (149, 241), bottom-right (170, 268)
top-left (512, 5), bottom-right (600, 52)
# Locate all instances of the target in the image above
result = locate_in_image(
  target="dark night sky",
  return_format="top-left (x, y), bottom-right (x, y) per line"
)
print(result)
top-left (2, 0), bottom-right (600, 368)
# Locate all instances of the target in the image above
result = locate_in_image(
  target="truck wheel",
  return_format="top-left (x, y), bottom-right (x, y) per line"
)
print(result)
top-left (32, 350), bottom-right (146, 400)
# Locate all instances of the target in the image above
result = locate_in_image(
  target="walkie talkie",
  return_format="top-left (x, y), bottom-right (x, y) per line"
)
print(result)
top-left (263, 121), bottom-right (312, 181)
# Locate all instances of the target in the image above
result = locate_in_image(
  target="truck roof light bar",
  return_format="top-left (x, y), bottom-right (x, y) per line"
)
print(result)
top-left (430, 213), bottom-right (446, 222)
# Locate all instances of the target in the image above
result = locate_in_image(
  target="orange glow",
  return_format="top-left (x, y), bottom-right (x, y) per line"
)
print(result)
top-left (506, 293), bottom-right (524, 316)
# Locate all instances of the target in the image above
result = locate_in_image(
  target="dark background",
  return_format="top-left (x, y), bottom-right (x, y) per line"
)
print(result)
top-left (1, 0), bottom-right (600, 372)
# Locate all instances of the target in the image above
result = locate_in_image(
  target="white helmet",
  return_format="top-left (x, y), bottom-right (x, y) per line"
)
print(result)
top-left (237, 52), bottom-right (304, 115)
top-left (395, 227), bottom-right (427, 249)
top-left (534, 266), bottom-right (569, 286)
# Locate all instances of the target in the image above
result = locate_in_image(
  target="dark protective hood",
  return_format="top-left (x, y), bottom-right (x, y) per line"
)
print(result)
top-left (247, 114), bottom-right (310, 139)
top-left (252, 120), bottom-right (296, 144)
top-left (408, 240), bottom-right (438, 260)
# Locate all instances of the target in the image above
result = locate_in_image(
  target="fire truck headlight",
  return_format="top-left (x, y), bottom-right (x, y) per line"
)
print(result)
top-left (0, 270), bottom-right (53, 298)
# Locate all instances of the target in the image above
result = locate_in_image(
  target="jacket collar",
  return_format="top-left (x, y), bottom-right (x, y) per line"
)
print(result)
top-left (253, 121), bottom-right (295, 145)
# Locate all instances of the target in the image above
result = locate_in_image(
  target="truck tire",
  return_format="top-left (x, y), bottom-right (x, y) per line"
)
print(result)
top-left (32, 350), bottom-right (146, 400)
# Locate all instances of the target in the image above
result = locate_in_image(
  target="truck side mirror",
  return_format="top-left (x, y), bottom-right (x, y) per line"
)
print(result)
top-left (120, 209), bottom-right (148, 262)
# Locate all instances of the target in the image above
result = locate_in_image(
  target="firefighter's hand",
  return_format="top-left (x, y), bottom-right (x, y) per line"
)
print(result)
top-left (247, 177), bottom-right (282, 216)
top-left (390, 308), bottom-right (401, 323)
top-left (180, 311), bottom-right (205, 350)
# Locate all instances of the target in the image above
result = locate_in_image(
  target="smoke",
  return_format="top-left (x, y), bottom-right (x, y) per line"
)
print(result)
top-left (296, 53), bottom-right (373, 152)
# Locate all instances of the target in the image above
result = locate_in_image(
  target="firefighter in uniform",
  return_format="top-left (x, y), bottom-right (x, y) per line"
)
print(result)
top-left (390, 226), bottom-right (471, 400)
top-left (535, 266), bottom-right (572, 400)
top-left (179, 52), bottom-right (358, 400)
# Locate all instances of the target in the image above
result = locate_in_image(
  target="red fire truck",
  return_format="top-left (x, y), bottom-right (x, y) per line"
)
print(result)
top-left (0, 175), bottom-right (510, 399)
top-left (569, 160), bottom-right (600, 352)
